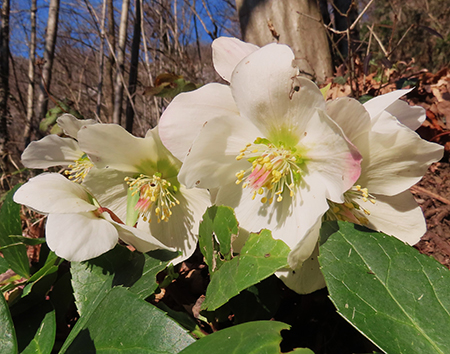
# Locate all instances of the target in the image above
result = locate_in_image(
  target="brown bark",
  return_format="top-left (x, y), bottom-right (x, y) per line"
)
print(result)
top-left (24, 0), bottom-right (37, 145)
top-left (235, 0), bottom-right (333, 82)
top-left (0, 0), bottom-right (10, 153)
top-left (125, 0), bottom-right (141, 133)
top-left (36, 0), bottom-right (60, 122)
top-left (112, 0), bottom-right (130, 125)
top-left (105, 0), bottom-right (116, 121)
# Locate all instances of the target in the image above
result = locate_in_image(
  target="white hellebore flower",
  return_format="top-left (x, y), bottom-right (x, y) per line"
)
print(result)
top-left (21, 114), bottom-right (97, 182)
top-left (325, 93), bottom-right (443, 245)
top-left (159, 38), bottom-right (362, 270)
top-left (13, 173), bottom-right (171, 262)
top-left (279, 93), bottom-right (443, 294)
top-left (77, 124), bottom-right (211, 264)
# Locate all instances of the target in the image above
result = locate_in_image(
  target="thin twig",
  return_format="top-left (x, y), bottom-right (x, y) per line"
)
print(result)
top-left (411, 185), bottom-right (450, 206)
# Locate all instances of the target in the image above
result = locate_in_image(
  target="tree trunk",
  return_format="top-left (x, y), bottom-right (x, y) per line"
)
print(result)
top-left (125, 0), bottom-right (141, 133)
top-left (105, 0), bottom-right (116, 121)
top-left (112, 0), bottom-right (130, 125)
top-left (36, 0), bottom-right (60, 122)
top-left (95, 0), bottom-right (107, 120)
top-left (0, 0), bottom-right (10, 155)
top-left (235, 0), bottom-right (333, 82)
top-left (24, 0), bottom-right (37, 145)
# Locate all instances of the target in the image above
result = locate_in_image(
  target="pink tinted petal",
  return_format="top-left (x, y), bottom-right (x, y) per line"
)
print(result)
top-left (302, 110), bottom-right (362, 203)
top-left (14, 173), bottom-right (96, 214)
top-left (46, 212), bottom-right (118, 262)
top-left (159, 83), bottom-right (240, 162)
top-left (212, 37), bottom-right (259, 82)
top-left (231, 44), bottom-right (325, 138)
top-left (21, 135), bottom-right (83, 169)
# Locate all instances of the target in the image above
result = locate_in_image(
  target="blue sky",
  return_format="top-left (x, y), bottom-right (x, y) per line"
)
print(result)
top-left (10, 0), bottom-right (236, 58)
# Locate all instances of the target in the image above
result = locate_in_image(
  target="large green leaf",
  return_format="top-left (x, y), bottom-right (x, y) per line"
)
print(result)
top-left (179, 320), bottom-right (313, 354)
top-left (0, 293), bottom-right (17, 354)
top-left (0, 184), bottom-right (30, 278)
top-left (198, 206), bottom-right (238, 272)
top-left (71, 245), bottom-right (177, 316)
top-left (201, 229), bottom-right (290, 311)
top-left (320, 221), bottom-right (450, 354)
top-left (63, 287), bottom-right (195, 354)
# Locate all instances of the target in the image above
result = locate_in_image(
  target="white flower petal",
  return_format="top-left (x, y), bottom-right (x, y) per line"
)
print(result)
top-left (358, 191), bottom-right (426, 245)
top-left (276, 242), bottom-right (326, 295)
top-left (14, 173), bottom-right (97, 214)
top-left (216, 178), bottom-right (329, 255)
top-left (46, 212), bottom-right (118, 262)
top-left (57, 114), bottom-right (97, 139)
top-left (21, 135), bottom-right (83, 169)
top-left (231, 44), bottom-right (325, 139)
top-left (302, 110), bottom-right (362, 202)
top-left (385, 100), bottom-right (426, 131)
top-left (101, 214), bottom-right (174, 252)
top-left (326, 97), bottom-right (371, 142)
top-left (78, 124), bottom-right (160, 173)
top-left (363, 89), bottom-right (412, 122)
top-left (212, 37), bottom-right (259, 82)
top-left (178, 115), bottom-right (263, 189)
top-left (82, 168), bottom-right (129, 223)
top-left (136, 185), bottom-right (210, 264)
top-left (354, 122), bottom-right (443, 195)
top-left (159, 83), bottom-right (240, 162)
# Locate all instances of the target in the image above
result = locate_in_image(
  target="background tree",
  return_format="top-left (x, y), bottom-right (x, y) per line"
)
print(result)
top-left (35, 0), bottom-right (60, 125)
top-left (0, 0), bottom-right (10, 161)
top-left (235, 0), bottom-right (333, 82)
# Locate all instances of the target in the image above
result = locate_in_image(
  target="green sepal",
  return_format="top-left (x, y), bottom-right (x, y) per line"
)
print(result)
top-left (126, 187), bottom-right (140, 226)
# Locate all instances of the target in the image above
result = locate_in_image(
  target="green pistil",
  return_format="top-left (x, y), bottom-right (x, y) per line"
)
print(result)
top-left (65, 154), bottom-right (93, 183)
top-left (325, 185), bottom-right (376, 225)
top-left (235, 138), bottom-right (307, 204)
top-left (125, 173), bottom-right (180, 223)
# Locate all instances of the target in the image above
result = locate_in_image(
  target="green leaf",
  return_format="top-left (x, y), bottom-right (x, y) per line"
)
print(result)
top-left (21, 252), bottom-right (59, 297)
top-left (0, 293), bottom-right (17, 354)
top-left (0, 184), bottom-right (30, 278)
top-left (201, 229), bottom-right (290, 311)
top-left (129, 249), bottom-right (180, 299)
top-left (18, 305), bottom-right (56, 354)
top-left (179, 321), bottom-right (293, 354)
top-left (0, 255), bottom-right (10, 274)
top-left (71, 245), bottom-right (177, 315)
top-left (8, 235), bottom-right (46, 246)
top-left (198, 206), bottom-right (238, 272)
top-left (319, 221), bottom-right (450, 354)
top-left (63, 287), bottom-right (195, 353)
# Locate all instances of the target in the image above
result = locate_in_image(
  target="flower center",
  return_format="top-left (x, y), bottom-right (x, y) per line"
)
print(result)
top-left (65, 154), bottom-right (93, 183)
top-left (325, 185), bottom-right (376, 225)
top-left (235, 138), bottom-right (305, 204)
top-left (125, 173), bottom-right (180, 223)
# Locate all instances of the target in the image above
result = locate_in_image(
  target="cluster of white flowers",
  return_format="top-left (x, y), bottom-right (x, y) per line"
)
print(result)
top-left (14, 37), bottom-right (443, 294)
